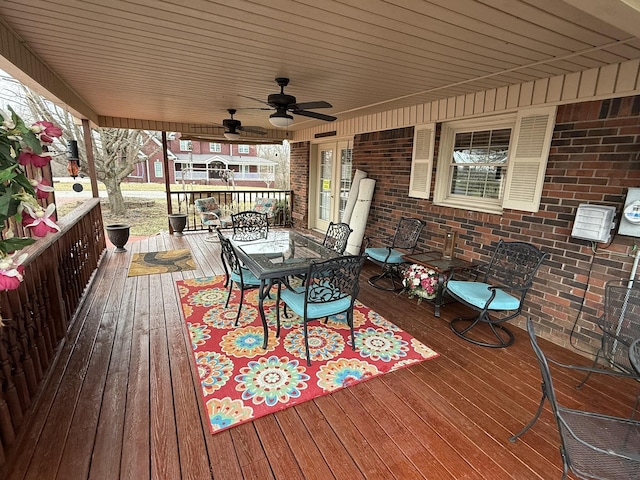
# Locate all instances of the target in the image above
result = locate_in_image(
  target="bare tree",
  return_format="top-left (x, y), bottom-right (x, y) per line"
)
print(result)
top-left (22, 88), bottom-right (158, 215)
top-left (257, 143), bottom-right (290, 189)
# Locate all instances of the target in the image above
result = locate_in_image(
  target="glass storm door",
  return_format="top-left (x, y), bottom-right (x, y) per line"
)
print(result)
top-left (314, 141), bottom-right (353, 231)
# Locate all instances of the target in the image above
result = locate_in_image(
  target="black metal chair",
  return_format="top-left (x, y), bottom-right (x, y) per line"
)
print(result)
top-left (364, 217), bottom-right (425, 291)
top-left (510, 318), bottom-right (640, 480)
top-left (445, 240), bottom-right (547, 348)
top-left (231, 210), bottom-right (268, 241)
top-left (275, 255), bottom-right (367, 366)
top-left (216, 228), bottom-right (261, 325)
top-left (573, 280), bottom-right (640, 390)
top-left (323, 221), bottom-right (353, 254)
top-left (538, 280), bottom-right (640, 418)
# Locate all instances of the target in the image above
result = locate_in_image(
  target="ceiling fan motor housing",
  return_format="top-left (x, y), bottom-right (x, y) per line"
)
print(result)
top-left (268, 93), bottom-right (296, 108)
top-left (223, 118), bottom-right (241, 131)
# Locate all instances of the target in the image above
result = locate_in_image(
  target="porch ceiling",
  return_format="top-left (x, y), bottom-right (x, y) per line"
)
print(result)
top-left (1, 0), bottom-right (640, 135)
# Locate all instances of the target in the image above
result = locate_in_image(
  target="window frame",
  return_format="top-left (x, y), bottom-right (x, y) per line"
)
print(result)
top-left (433, 113), bottom-right (516, 214)
top-left (237, 144), bottom-right (250, 154)
top-left (179, 140), bottom-right (192, 152)
top-left (209, 142), bottom-right (221, 153)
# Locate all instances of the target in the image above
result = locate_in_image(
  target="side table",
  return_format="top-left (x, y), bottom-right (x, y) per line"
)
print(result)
top-left (402, 252), bottom-right (477, 317)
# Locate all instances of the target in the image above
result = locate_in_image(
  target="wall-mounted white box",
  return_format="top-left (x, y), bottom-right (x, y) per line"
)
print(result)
top-left (571, 204), bottom-right (617, 243)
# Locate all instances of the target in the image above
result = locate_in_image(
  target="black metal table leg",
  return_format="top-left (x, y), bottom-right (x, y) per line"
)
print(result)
top-left (434, 272), bottom-right (447, 317)
top-left (258, 279), bottom-right (273, 349)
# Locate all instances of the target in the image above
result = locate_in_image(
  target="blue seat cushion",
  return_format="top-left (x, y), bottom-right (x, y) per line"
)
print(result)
top-left (447, 280), bottom-right (520, 310)
top-left (281, 286), bottom-right (352, 319)
top-left (365, 247), bottom-right (404, 264)
top-left (230, 267), bottom-right (260, 286)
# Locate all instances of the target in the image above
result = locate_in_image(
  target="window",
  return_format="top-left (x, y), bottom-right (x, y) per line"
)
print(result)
top-left (179, 140), bottom-right (192, 151)
top-left (422, 106), bottom-right (556, 214)
top-left (209, 142), bottom-right (221, 152)
top-left (238, 144), bottom-right (249, 154)
top-left (154, 161), bottom-right (163, 177)
top-left (437, 116), bottom-right (514, 212)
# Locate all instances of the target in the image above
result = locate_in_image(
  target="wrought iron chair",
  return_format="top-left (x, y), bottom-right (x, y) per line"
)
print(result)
top-left (510, 318), bottom-right (640, 480)
top-left (572, 280), bottom-right (640, 391)
top-left (364, 217), bottom-right (425, 291)
top-left (445, 240), bottom-right (547, 348)
top-left (275, 255), bottom-right (367, 366)
top-left (323, 221), bottom-right (353, 254)
top-left (231, 210), bottom-right (269, 241)
top-left (216, 228), bottom-right (261, 325)
top-left (538, 280), bottom-right (640, 418)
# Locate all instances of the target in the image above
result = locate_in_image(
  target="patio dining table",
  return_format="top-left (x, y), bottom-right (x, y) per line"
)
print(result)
top-left (225, 229), bottom-right (338, 348)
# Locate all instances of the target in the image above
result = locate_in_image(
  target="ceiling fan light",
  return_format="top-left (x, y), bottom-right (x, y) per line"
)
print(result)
top-left (224, 131), bottom-right (240, 140)
top-left (269, 112), bottom-right (294, 128)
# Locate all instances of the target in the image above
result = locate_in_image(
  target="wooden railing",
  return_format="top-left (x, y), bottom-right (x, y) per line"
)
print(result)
top-left (0, 199), bottom-right (105, 466)
top-left (168, 189), bottom-right (294, 232)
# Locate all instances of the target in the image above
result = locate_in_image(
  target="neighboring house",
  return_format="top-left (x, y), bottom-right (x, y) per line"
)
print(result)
top-left (136, 133), bottom-right (277, 187)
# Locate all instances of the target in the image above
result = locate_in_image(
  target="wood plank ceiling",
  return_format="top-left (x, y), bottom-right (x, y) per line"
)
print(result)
top-left (1, 0), bottom-right (640, 134)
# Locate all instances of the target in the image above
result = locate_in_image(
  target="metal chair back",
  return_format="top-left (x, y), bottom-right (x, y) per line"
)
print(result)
top-left (304, 255), bottom-right (366, 307)
top-left (323, 222), bottom-right (353, 254)
top-left (392, 217), bottom-right (425, 251)
top-left (231, 210), bottom-right (268, 240)
top-left (481, 240), bottom-right (548, 300)
top-left (599, 280), bottom-right (640, 375)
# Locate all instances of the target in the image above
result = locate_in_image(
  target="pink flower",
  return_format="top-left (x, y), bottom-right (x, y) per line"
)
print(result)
top-left (0, 253), bottom-right (28, 291)
top-left (30, 178), bottom-right (55, 200)
top-left (32, 121), bottom-right (62, 143)
top-left (22, 204), bottom-right (60, 237)
top-left (18, 149), bottom-right (52, 167)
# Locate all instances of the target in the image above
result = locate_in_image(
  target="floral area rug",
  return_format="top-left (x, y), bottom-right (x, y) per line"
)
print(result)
top-left (176, 275), bottom-right (439, 434)
top-left (127, 249), bottom-right (195, 276)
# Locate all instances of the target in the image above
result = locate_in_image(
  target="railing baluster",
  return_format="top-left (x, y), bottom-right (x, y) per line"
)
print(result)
top-left (0, 199), bottom-right (105, 470)
top-left (168, 188), bottom-right (293, 231)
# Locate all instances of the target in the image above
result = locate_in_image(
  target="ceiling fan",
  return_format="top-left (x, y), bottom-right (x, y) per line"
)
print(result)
top-left (218, 109), bottom-right (267, 140)
top-left (245, 78), bottom-right (337, 127)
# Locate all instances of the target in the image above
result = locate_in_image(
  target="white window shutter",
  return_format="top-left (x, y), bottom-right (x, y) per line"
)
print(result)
top-left (503, 106), bottom-right (556, 212)
top-left (409, 123), bottom-right (435, 199)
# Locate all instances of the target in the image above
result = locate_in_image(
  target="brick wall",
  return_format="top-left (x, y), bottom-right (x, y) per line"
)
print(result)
top-left (290, 141), bottom-right (310, 228)
top-left (290, 96), bottom-right (640, 354)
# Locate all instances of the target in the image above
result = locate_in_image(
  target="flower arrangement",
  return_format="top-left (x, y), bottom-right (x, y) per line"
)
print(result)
top-left (0, 106), bottom-right (61, 291)
top-left (402, 263), bottom-right (438, 303)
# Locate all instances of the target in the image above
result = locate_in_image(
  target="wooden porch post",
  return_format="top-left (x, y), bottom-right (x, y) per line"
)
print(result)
top-left (161, 132), bottom-right (173, 233)
top-left (81, 119), bottom-right (99, 198)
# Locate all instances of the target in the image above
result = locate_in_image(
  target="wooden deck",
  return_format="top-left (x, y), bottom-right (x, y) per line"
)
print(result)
top-left (2, 231), bottom-right (638, 480)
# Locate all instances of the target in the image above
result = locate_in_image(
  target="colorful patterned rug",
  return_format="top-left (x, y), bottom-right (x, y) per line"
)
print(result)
top-left (176, 275), bottom-right (439, 434)
top-left (128, 249), bottom-right (196, 276)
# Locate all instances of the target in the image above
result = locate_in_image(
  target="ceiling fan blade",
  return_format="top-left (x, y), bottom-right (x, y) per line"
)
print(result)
top-left (238, 94), bottom-right (273, 108)
top-left (292, 101), bottom-right (333, 110)
top-left (239, 125), bottom-right (267, 135)
top-left (293, 110), bottom-right (337, 122)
